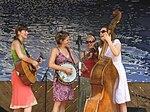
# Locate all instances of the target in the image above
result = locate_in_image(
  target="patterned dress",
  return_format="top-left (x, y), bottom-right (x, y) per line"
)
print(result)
top-left (53, 48), bottom-right (74, 101)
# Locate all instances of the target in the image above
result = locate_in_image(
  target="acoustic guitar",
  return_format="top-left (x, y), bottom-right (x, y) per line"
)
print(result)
top-left (15, 52), bottom-right (44, 86)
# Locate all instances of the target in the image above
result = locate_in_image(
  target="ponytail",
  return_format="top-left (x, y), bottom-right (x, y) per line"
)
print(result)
top-left (13, 35), bottom-right (18, 40)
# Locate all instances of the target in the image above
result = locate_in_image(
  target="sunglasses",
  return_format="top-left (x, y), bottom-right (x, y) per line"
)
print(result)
top-left (100, 30), bottom-right (107, 33)
top-left (86, 40), bottom-right (95, 44)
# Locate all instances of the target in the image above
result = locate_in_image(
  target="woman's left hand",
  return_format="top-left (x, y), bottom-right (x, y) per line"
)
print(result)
top-left (38, 57), bottom-right (43, 64)
top-left (103, 32), bottom-right (111, 43)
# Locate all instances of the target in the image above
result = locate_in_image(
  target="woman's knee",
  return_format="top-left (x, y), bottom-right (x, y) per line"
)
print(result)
top-left (54, 101), bottom-right (62, 107)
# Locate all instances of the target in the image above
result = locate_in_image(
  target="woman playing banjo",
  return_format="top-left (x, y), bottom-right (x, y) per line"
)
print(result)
top-left (48, 31), bottom-right (76, 112)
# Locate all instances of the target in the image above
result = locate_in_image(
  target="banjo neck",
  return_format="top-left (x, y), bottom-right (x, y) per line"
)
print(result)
top-left (75, 47), bottom-right (97, 67)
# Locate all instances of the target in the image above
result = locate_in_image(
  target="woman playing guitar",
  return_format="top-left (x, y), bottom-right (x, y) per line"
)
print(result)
top-left (10, 25), bottom-right (42, 112)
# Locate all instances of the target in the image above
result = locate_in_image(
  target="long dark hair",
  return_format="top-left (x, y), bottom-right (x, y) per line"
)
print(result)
top-left (100, 26), bottom-right (115, 48)
top-left (13, 25), bottom-right (28, 40)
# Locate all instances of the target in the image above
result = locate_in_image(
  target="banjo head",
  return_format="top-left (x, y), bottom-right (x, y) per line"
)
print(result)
top-left (58, 62), bottom-right (77, 85)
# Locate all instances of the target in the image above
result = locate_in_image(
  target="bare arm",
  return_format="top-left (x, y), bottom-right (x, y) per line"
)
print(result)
top-left (48, 48), bottom-right (72, 75)
top-left (107, 40), bottom-right (121, 56)
top-left (48, 48), bottom-right (65, 70)
top-left (104, 33), bottom-right (121, 56)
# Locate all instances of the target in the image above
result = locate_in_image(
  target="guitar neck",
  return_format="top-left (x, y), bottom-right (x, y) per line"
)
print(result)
top-left (36, 52), bottom-right (44, 62)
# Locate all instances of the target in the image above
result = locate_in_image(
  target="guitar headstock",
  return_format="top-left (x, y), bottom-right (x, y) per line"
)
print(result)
top-left (39, 52), bottom-right (44, 59)
top-left (36, 52), bottom-right (45, 62)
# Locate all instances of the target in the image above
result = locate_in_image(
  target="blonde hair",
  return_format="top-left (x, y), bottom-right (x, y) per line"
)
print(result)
top-left (86, 35), bottom-right (96, 41)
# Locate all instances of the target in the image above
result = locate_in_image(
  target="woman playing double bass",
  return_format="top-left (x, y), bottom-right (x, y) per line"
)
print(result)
top-left (98, 26), bottom-right (131, 112)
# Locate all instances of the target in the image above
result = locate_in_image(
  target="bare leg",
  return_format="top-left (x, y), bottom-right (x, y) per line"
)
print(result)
top-left (52, 101), bottom-right (61, 112)
top-left (119, 103), bottom-right (127, 112)
top-left (60, 101), bottom-right (67, 112)
top-left (24, 106), bottom-right (32, 112)
top-left (13, 109), bottom-right (22, 112)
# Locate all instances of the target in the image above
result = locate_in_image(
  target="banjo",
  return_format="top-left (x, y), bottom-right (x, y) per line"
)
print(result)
top-left (57, 46), bottom-right (98, 85)
top-left (57, 62), bottom-right (77, 85)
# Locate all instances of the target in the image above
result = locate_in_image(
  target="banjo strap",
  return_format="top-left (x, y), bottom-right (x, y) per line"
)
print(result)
top-left (54, 47), bottom-right (74, 80)
top-left (66, 47), bottom-right (75, 65)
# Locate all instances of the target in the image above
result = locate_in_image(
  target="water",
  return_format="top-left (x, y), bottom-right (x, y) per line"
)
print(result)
top-left (0, 0), bottom-right (149, 82)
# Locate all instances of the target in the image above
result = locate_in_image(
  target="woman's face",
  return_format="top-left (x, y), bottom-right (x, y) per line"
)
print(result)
top-left (86, 37), bottom-right (95, 49)
top-left (61, 36), bottom-right (70, 47)
top-left (18, 30), bottom-right (28, 39)
top-left (100, 27), bottom-right (107, 41)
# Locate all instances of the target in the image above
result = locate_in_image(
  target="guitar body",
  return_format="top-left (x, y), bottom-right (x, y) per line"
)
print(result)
top-left (15, 57), bottom-right (37, 86)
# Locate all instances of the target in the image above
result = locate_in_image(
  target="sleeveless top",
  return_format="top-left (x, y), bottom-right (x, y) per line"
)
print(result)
top-left (11, 45), bottom-right (26, 66)
top-left (54, 47), bottom-right (74, 79)
top-left (55, 47), bottom-right (73, 65)
top-left (81, 51), bottom-right (96, 78)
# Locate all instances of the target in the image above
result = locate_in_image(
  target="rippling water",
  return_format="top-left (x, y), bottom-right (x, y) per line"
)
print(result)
top-left (0, 0), bottom-right (149, 82)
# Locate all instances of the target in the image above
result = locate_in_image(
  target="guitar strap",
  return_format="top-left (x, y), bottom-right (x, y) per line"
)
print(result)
top-left (24, 46), bottom-right (30, 58)
top-left (16, 38), bottom-right (30, 57)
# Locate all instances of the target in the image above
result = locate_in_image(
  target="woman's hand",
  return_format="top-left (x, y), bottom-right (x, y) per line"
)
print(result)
top-left (103, 32), bottom-right (121, 56)
top-left (64, 67), bottom-right (73, 75)
top-left (38, 57), bottom-right (43, 64)
top-left (32, 60), bottom-right (38, 67)
top-left (81, 63), bottom-right (89, 72)
top-left (103, 32), bottom-right (111, 43)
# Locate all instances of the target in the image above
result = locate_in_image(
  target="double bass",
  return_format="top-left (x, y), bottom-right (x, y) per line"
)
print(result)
top-left (84, 9), bottom-right (122, 112)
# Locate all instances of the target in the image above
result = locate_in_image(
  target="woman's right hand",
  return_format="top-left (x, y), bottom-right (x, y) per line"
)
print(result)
top-left (64, 67), bottom-right (73, 75)
top-left (32, 60), bottom-right (38, 67)
top-left (81, 63), bottom-right (89, 72)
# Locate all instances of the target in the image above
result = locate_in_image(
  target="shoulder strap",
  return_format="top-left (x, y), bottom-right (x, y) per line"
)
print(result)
top-left (66, 47), bottom-right (75, 64)
top-left (56, 47), bottom-right (60, 52)
top-left (84, 51), bottom-right (86, 57)
top-left (24, 45), bottom-right (30, 58)
top-left (16, 38), bottom-right (30, 57)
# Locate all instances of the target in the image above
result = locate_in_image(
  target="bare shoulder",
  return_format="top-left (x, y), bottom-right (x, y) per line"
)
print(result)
top-left (51, 47), bottom-right (59, 55)
top-left (80, 51), bottom-right (85, 55)
top-left (51, 47), bottom-right (58, 52)
top-left (11, 40), bottom-right (20, 50)
top-left (80, 51), bottom-right (84, 58)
